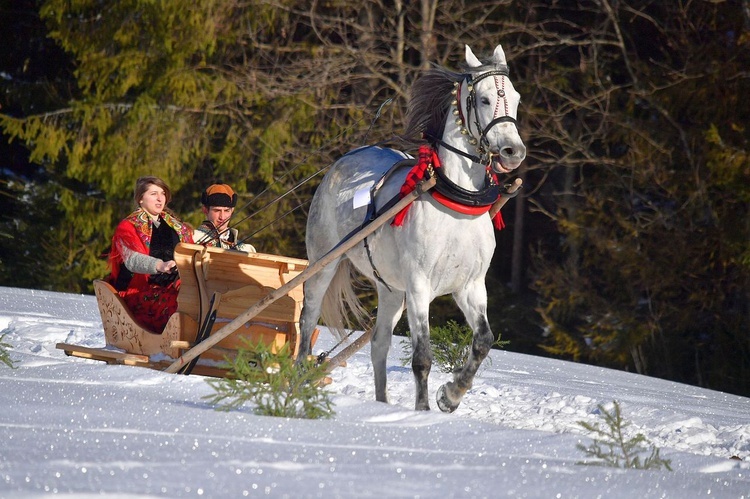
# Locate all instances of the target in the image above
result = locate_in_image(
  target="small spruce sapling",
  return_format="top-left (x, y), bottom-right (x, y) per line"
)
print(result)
top-left (577, 400), bottom-right (672, 470)
top-left (400, 320), bottom-right (508, 373)
top-left (0, 333), bottom-right (14, 368)
top-left (203, 340), bottom-right (334, 419)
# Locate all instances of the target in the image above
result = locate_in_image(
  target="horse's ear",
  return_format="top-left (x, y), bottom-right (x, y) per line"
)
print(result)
top-left (492, 44), bottom-right (507, 66)
top-left (465, 45), bottom-right (482, 68)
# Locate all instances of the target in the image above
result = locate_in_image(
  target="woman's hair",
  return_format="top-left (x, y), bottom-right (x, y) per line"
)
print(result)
top-left (133, 176), bottom-right (172, 208)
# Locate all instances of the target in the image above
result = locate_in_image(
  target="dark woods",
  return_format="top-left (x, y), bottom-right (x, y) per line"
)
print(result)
top-left (1, 0), bottom-right (748, 396)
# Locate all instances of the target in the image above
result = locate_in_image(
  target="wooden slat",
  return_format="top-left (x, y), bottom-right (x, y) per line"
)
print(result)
top-left (218, 288), bottom-right (297, 322)
top-left (202, 257), bottom-right (304, 292)
top-left (56, 342), bottom-right (235, 378)
top-left (204, 322), bottom-right (290, 354)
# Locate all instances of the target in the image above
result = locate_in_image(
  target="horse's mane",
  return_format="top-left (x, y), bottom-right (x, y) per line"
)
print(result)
top-left (403, 65), bottom-right (465, 146)
top-left (402, 60), bottom-right (504, 146)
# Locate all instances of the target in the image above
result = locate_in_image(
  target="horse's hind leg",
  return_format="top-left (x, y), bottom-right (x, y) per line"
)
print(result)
top-left (296, 259), bottom-right (340, 361)
top-left (405, 289), bottom-right (432, 410)
top-left (436, 283), bottom-right (494, 413)
top-left (370, 286), bottom-right (405, 404)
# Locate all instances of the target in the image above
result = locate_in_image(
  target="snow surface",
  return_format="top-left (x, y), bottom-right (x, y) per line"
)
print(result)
top-left (0, 286), bottom-right (748, 498)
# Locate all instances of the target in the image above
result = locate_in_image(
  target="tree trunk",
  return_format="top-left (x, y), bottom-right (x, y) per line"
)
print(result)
top-left (419, 0), bottom-right (437, 69)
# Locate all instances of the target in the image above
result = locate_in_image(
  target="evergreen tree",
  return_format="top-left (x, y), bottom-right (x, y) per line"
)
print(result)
top-left (1, 0), bottom-right (350, 291)
top-left (527, 1), bottom-right (750, 395)
top-left (0, 0), bottom-right (79, 290)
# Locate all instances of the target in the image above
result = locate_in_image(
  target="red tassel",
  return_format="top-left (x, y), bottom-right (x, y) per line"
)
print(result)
top-left (492, 211), bottom-right (505, 230)
top-left (392, 145), bottom-right (436, 226)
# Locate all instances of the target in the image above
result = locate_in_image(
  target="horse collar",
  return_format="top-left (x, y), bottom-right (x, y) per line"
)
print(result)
top-left (392, 145), bottom-right (506, 228)
top-left (406, 145), bottom-right (500, 211)
top-left (431, 155), bottom-right (500, 209)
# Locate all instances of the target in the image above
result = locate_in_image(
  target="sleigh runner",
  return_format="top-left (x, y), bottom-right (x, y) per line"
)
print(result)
top-left (57, 242), bottom-right (321, 377)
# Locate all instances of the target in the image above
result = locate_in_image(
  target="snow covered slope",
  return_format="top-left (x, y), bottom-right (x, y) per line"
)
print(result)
top-left (1, 287), bottom-right (748, 497)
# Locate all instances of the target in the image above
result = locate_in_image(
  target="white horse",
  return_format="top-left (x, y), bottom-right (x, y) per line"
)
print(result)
top-left (298, 44), bottom-right (526, 412)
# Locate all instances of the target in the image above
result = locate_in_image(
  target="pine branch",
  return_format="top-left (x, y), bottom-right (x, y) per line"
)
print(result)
top-left (2, 102), bottom-right (247, 123)
top-left (0, 334), bottom-right (15, 369)
top-left (577, 401), bottom-right (672, 471)
top-left (203, 340), bottom-right (334, 419)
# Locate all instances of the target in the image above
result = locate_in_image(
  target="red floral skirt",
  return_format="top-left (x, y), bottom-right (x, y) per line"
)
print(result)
top-left (119, 280), bottom-right (181, 333)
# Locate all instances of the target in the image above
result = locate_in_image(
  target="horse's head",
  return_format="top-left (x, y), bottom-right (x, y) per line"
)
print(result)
top-left (461, 44), bottom-right (526, 174)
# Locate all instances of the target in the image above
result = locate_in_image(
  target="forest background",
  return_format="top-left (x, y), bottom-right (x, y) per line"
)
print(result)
top-left (1, 0), bottom-right (748, 398)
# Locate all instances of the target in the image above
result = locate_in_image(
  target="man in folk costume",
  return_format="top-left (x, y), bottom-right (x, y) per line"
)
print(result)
top-left (107, 176), bottom-right (193, 333)
top-left (194, 184), bottom-right (256, 253)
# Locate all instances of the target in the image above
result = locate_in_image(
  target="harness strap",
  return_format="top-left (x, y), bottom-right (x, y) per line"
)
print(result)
top-left (428, 136), bottom-right (483, 164)
top-left (365, 158), bottom-right (417, 223)
top-left (363, 236), bottom-right (392, 292)
top-left (431, 191), bottom-right (493, 216)
top-left (362, 158), bottom-right (417, 292)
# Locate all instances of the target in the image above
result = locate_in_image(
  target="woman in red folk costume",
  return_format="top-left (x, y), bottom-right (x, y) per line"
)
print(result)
top-left (108, 176), bottom-right (193, 333)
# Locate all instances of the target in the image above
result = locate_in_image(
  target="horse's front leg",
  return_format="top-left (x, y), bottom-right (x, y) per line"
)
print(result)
top-left (437, 282), bottom-right (494, 413)
top-left (405, 288), bottom-right (432, 411)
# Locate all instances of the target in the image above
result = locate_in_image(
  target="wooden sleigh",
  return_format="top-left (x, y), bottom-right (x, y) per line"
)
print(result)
top-left (57, 176), bottom-right (519, 378)
top-left (57, 243), bottom-right (319, 377)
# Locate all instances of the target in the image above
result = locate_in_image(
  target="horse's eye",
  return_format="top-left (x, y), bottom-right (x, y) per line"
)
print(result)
top-left (481, 97), bottom-right (491, 105)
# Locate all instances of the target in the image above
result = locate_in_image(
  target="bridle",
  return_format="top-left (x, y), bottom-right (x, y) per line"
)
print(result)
top-left (432, 65), bottom-right (519, 167)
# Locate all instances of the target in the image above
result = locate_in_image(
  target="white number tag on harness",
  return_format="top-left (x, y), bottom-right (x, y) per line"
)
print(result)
top-left (353, 187), bottom-right (371, 210)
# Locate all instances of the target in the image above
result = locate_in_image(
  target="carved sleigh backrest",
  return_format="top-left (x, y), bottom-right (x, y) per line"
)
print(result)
top-left (93, 279), bottom-right (184, 357)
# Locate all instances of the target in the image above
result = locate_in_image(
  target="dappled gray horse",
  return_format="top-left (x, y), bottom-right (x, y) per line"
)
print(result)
top-left (298, 44), bottom-right (526, 412)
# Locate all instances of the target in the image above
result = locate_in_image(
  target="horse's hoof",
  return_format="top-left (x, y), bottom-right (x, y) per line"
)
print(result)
top-left (436, 385), bottom-right (459, 413)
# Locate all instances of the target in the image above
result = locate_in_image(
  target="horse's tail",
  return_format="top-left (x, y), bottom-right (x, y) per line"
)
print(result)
top-left (320, 259), bottom-right (371, 340)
